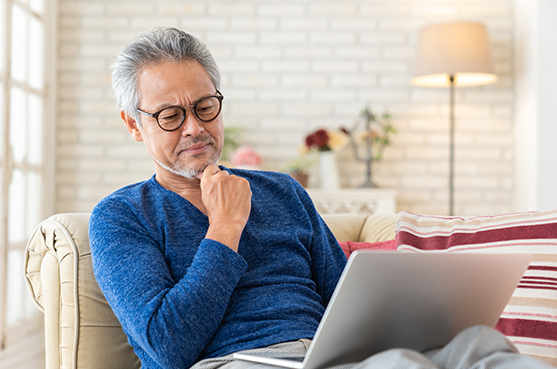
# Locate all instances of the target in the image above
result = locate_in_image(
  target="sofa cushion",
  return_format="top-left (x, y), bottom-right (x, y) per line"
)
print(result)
top-left (339, 240), bottom-right (396, 258)
top-left (322, 213), bottom-right (397, 243)
top-left (395, 209), bottom-right (557, 366)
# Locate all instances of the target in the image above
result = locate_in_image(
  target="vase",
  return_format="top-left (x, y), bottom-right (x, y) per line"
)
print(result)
top-left (319, 151), bottom-right (340, 189)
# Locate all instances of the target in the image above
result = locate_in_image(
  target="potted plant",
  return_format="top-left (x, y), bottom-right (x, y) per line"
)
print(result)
top-left (281, 151), bottom-right (320, 188)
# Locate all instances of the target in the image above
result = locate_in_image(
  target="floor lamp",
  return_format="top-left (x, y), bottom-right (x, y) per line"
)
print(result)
top-left (411, 22), bottom-right (498, 215)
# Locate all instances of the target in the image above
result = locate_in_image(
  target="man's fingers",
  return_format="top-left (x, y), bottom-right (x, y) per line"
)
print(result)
top-left (206, 165), bottom-right (229, 179)
top-left (206, 164), bottom-right (220, 174)
top-left (196, 164), bottom-right (223, 180)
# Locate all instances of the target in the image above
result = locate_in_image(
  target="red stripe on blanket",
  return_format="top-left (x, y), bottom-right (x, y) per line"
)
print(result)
top-left (518, 282), bottom-right (557, 289)
top-left (522, 276), bottom-right (557, 282)
top-left (396, 223), bottom-right (557, 250)
top-left (517, 285), bottom-right (557, 291)
top-left (496, 318), bottom-right (557, 341)
top-left (519, 281), bottom-right (557, 287)
top-left (528, 265), bottom-right (557, 272)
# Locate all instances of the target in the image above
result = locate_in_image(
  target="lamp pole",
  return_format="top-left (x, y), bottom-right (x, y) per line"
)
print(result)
top-left (449, 75), bottom-right (455, 216)
top-left (412, 22), bottom-right (498, 216)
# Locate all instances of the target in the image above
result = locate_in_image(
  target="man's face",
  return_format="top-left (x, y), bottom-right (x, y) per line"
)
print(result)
top-left (127, 60), bottom-right (224, 179)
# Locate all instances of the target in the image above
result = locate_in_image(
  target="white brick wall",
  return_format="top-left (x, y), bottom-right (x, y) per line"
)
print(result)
top-left (56, 0), bottom-right (515, 216)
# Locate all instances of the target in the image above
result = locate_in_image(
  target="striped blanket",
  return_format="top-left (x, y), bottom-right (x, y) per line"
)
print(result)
top-left (395, 209), bottom-right (557, 366)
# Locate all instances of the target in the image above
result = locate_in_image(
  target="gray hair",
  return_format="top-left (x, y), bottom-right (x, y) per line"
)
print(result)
top-left (111, 27), bottom-right (221, 122)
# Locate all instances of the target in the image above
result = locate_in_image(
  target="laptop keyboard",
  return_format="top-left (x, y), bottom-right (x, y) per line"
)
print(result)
top-left (277, 356), bottom-right (304, 362)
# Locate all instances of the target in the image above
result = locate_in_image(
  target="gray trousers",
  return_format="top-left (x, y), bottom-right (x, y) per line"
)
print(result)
top-left (191, 326), bottom-right (554, 369)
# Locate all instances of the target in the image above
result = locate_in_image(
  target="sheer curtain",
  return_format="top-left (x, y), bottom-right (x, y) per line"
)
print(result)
top-left (0, 0), bottom-right (54, 358)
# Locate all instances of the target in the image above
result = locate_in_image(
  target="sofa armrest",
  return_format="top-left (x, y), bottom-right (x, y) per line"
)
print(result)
top-left (24, 213), bottom-right (140, 369)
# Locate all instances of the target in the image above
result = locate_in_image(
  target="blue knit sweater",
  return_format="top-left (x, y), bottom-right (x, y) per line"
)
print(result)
top-left (89, 169), bottom-right (347, 369)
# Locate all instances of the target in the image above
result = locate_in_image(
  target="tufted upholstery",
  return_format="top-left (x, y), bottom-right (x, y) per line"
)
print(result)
top-left (24, 212), bottom-right (396, 369)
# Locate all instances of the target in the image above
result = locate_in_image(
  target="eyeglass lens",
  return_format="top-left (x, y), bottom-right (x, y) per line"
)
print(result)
top-left (157, 96), bottom-right (222, 131)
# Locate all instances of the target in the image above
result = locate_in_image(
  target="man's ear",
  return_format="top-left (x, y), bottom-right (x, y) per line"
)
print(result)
top-left (121, 110), bottom-right (144, 142)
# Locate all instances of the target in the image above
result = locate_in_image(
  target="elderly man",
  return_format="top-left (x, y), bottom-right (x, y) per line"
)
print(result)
top-left (89, 28), bottom-right (551, 369)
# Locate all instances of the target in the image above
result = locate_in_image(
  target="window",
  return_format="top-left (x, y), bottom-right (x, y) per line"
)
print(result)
top-left (0, 0), bottom-right (54, 351)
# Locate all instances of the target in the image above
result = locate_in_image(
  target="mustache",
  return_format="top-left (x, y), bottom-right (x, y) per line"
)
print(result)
top-left (176, 135), bottom-right (216, 152)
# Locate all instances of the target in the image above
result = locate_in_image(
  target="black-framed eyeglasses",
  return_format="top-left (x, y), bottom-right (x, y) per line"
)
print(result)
top-left (137, 91), bottom-right (224, 132)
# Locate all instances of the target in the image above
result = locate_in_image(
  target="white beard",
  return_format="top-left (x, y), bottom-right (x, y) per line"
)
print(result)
top-left (148, 133), bottom-right (222, 179)
top-left (152, 149), bottom-right (221, 179)
top-left (153, 158), bottom-right (200, 179)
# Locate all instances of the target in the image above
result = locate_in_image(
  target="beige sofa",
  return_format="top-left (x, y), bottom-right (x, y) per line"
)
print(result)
top-left (24, 212), bottom-right (397, 369)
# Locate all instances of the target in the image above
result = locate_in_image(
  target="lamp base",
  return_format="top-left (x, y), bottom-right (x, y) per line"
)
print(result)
top-left (359, 179), bottom-right (378, 188)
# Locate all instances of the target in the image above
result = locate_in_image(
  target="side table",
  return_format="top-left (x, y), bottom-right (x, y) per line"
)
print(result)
top-left (306, 188), bottom-right (397, 214)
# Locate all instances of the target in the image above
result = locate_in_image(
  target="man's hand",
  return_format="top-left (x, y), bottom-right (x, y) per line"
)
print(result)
top-left (198, 164), bottom-right (252, 252)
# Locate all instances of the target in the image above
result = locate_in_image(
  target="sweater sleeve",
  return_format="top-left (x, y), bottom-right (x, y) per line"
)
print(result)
top-left (89, 198), bottom-right (248, 369)
top-left (289, 177), bottom-right (348, 307)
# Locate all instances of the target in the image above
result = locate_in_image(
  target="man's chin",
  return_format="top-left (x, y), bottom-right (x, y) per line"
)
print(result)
top-left (151, 146), bottom-right (222, 179)
top-left (170, 164), bottom-right (209, 180)
top-left (154, 156), bottom-right (221, 180)
top-left (153, 159), bottom-right (199, 179)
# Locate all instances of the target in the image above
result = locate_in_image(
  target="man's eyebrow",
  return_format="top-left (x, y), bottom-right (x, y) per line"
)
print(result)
top-left (151, 92), bottom-right (217, 112)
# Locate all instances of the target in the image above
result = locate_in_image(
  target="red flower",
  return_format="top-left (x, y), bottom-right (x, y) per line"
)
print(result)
top-left (305, 129), bottom-right (330, 151)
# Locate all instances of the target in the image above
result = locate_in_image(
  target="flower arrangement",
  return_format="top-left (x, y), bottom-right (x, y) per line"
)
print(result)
top-left (345, 107), bottom-right (396, 161)
top-left (304, 128), bottom-right (348, 152)
top-left (281, 128), bottom-right (348, 187)
top-left (230, 145), bottom-right (262, 167)
top-left (282, 128), bottom-right (348, 173)
top-left (342, 106), bottom-right (396, 188)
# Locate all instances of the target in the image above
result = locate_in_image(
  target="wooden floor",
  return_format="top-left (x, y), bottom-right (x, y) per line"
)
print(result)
top-left (0, 332), bottom-right (44, 369)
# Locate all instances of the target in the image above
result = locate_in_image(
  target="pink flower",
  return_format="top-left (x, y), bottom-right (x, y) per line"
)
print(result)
top-left (230, 145), bottom-right (262, 166)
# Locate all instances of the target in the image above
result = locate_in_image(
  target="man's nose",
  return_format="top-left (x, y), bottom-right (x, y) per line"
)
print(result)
top-left (180, 110), bottom-right (204, 136)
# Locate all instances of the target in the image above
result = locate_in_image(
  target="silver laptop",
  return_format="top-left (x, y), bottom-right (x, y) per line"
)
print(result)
top-left (233, 251), bottom-right (532, 369)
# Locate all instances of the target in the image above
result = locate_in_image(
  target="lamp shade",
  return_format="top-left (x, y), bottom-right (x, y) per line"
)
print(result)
top-left (411, 22), bottom-right (497, 87)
